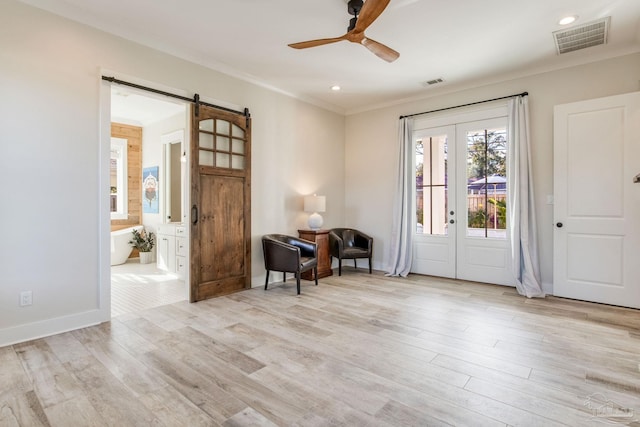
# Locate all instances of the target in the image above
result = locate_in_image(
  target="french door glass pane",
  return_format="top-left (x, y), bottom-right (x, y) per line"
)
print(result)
top-left (465, 127), bottom-right (507, 239)
top-left (416, 135), bottom-right (448, 235)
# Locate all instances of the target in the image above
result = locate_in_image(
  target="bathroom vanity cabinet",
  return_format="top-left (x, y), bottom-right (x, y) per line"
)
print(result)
top-left (157, 223), bottom-right (186, 278)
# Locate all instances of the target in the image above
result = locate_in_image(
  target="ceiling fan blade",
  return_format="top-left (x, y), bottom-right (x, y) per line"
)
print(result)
top-left (354, 0), bottom-right (391, 32)
top-left (288, 35), bottom-right (347, 49)
top-left (361, 37), bottom-right (399, 62)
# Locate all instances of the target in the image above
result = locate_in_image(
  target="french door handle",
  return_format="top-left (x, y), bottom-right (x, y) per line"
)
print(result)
top-left (192, 205), bottom-right (198, 225)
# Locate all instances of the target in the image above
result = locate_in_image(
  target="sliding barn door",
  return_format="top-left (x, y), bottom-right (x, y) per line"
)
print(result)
top-left (190, 105), bottom-right (251, 302)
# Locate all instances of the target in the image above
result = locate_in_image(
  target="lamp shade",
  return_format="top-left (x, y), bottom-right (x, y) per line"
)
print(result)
top-left (304, 195), bottom-right (326, 213)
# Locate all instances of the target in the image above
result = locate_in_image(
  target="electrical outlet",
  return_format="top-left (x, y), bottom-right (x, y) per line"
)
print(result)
top-left (20, 291), bottom-right (32, 307)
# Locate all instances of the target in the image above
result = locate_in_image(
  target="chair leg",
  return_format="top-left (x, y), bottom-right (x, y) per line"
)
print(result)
top-left (264, 270), bottom-right (270, 290)
top-left (354, 259), bottom-right (358, 270)
top-left (338, 259), bottom-right (342, 276)
top-left (368, 256), bottom-right (372, 274)
top-left (283, 272), bottom-right (286, 283)
top-left (296, 272), bottom-right (301, 295)
top-left (314, 267), bottom-right (318, 286)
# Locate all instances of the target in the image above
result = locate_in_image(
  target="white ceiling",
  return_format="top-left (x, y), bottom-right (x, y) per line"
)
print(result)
top-left (111, 86), bottom-right (186, 126)
top-left (22, 0), bottom-right (640, 114)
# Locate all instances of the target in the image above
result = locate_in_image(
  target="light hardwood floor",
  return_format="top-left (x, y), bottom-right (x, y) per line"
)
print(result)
top-left (2, 269), bottom-right (640, 426)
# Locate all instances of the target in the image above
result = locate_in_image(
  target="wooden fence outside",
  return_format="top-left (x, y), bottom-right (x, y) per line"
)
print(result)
top-left (467, 193), bottom-right (506, 229)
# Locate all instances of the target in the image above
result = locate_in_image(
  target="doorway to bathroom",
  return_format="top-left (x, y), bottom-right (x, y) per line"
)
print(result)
top-left (109, 85), bottom-right (190, 317)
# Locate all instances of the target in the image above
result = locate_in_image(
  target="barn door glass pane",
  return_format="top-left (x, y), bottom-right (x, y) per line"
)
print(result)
top-left (199, 119), bottom-right (213, 132)
top-left (199, 118), bottom-right (246, 170)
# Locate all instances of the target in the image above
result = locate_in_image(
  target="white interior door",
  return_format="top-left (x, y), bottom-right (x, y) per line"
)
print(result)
top-left (412, 111), bottom-right (512, 286)
top-left (553, 91), bottom-right (640, 308)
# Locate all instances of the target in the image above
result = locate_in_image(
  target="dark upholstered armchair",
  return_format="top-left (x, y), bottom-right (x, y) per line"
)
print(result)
top-left (329, 228), bottom-right (373, 276)
top-left (262, 234), bottom-right (318, 295)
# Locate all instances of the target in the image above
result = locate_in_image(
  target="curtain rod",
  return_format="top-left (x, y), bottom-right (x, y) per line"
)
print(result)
top-left (399, 91), bottom-right (528, 120)
top-left (102, 75), bottom-right (250, 119)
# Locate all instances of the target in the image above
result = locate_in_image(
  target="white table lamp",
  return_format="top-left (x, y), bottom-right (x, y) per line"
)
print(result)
top-left (304, 194), bottom-right (326, 230)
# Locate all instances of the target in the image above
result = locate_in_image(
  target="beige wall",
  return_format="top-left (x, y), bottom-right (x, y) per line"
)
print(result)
top-left (345, 52), bottom-right (640, 292)
top-left (0, 0), bottom-right (345, 346)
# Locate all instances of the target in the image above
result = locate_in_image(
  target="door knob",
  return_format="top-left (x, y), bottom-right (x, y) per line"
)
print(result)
top-left (450, 211), bottom-right (455, 215)
top-left (556, 222), bottom-right (563, 228)
top-left (449, 219), bottom-right (455, 224)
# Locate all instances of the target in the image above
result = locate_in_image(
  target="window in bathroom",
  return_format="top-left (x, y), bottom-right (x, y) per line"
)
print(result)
top-left (110, 137), bottom-right (128, 219)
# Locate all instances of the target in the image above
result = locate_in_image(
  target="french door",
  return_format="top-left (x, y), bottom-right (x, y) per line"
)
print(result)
top-left (412, 113), bottom-right (513, 286)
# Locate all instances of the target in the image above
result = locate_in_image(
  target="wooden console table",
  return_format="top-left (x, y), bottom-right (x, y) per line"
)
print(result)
top-left (298, 229), bottom-right (333, 280)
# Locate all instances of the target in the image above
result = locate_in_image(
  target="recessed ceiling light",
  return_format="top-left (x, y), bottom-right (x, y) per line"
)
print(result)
top-left (559, 15), bottom-right (578, 25)
top-left (330, 85), bottom-right (341, 91)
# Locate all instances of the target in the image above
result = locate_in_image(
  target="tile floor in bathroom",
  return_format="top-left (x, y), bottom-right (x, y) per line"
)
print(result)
top-left (110, 259), bottom-right (187, 317)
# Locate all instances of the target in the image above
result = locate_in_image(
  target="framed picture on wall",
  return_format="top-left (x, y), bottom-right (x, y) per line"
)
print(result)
top-left (143, 166), bottom-right (159, 213)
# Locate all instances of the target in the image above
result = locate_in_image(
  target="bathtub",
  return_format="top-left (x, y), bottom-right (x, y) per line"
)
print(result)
top-left (111, 225), bottom-right (144, 266)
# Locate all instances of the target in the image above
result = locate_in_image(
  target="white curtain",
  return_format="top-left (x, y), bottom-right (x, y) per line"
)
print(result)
top-left (386, 118), bottom-right (414, 277)
top-left (507, 96), bottom-right (545, 297)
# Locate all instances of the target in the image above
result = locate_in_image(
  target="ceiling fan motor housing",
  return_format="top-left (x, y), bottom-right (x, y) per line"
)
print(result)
top-left (348, 0), bottom-right (363, 16)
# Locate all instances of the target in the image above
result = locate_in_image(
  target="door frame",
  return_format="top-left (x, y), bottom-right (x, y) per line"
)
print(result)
top-left (101, 74), bottom-right (252, 314)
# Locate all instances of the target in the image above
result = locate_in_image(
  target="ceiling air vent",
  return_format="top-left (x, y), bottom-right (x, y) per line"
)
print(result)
top-left (421, 78), bottom-right (444, 87)
top-left (553, 17), bottom-right (610, 55)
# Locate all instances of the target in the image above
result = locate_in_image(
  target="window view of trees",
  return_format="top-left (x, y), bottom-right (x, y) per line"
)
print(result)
top-left (467, 130), bottom-right (506, 179)
top-left (466, 128), bottom-right (507, 237)
top-left (415, 127), bottom-right (507, 239)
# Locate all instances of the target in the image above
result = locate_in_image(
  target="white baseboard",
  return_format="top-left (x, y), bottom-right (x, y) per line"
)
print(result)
top-left (0, 309), bottom-right (108, 348)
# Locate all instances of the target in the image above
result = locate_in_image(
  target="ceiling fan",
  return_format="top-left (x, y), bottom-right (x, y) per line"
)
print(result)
top-left (288, 0), bottom-right (399, 63)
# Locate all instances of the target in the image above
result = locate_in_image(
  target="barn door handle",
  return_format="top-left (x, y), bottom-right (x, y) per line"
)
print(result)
top-left (191, 205), bottom-right (198, 225)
